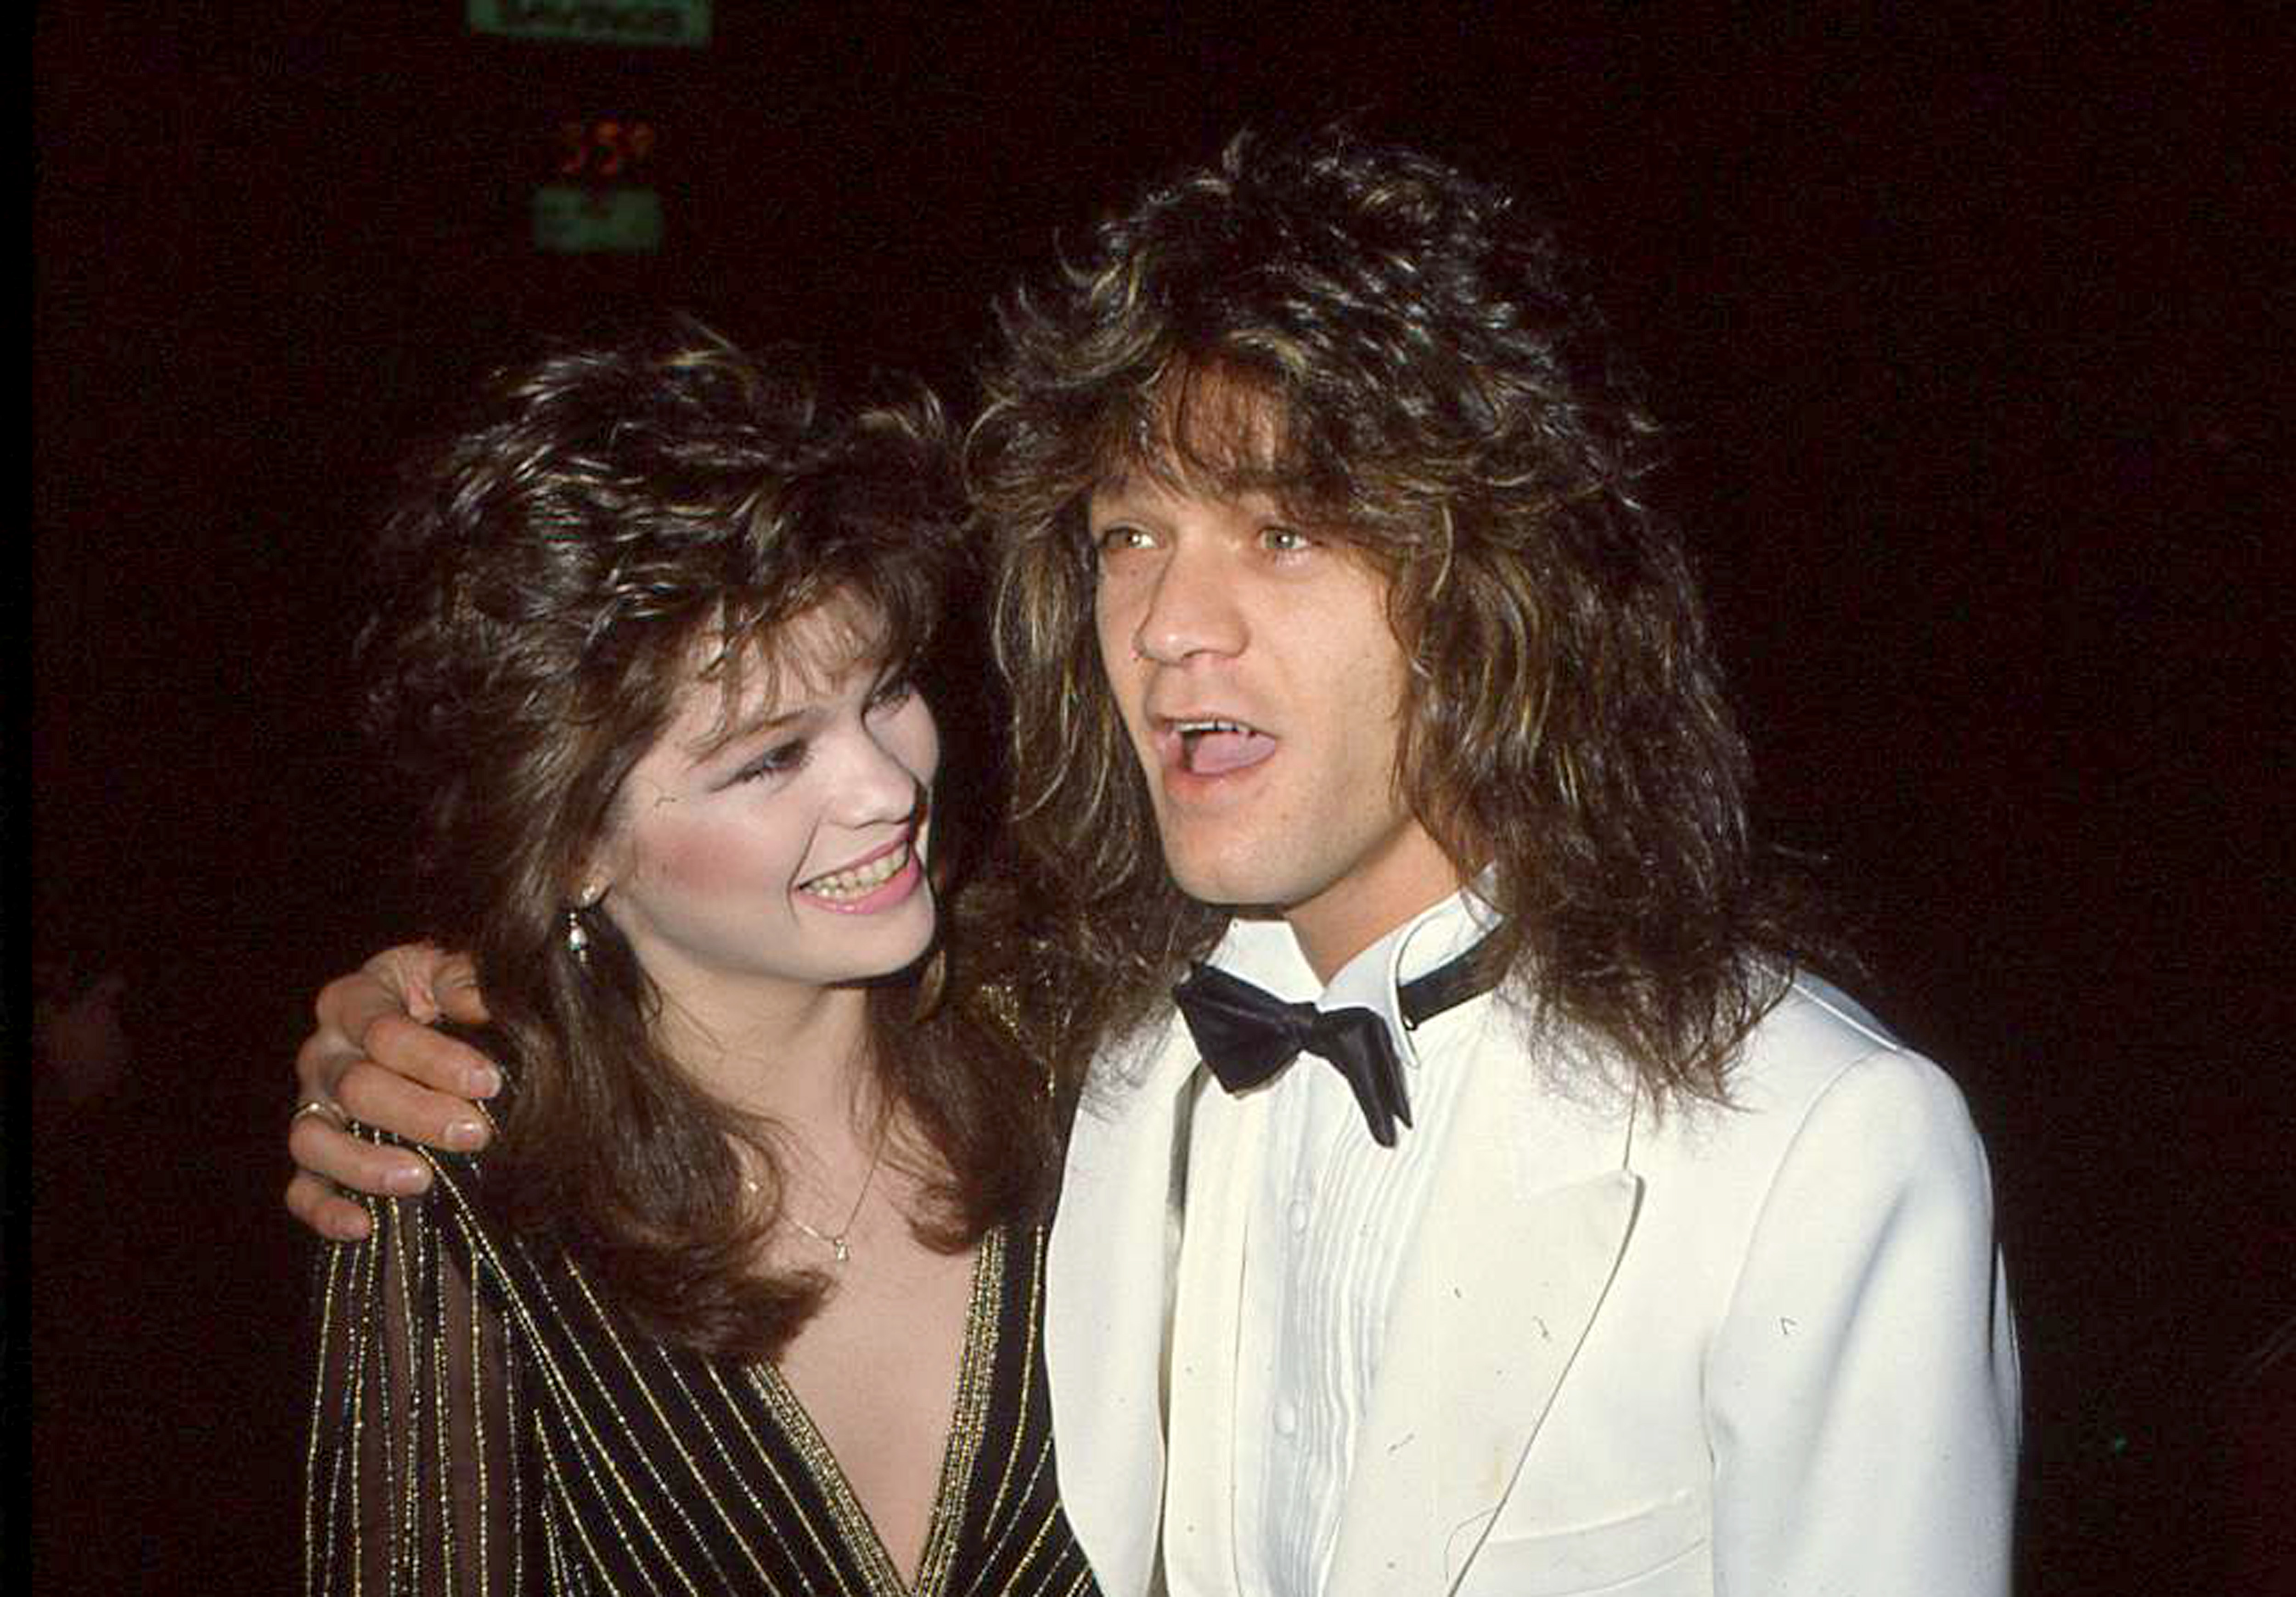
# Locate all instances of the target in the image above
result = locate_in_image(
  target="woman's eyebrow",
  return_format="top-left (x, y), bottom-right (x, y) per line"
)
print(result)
top-left (687, 700), bottom-right (812, 762)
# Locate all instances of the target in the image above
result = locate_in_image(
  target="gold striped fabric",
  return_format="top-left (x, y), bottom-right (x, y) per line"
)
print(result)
top-left (307, 1136), bottom-right (1099, 1597)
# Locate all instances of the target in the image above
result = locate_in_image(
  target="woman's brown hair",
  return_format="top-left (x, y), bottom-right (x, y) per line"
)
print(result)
top-left (363, 319), bottom-right (1054, 1359)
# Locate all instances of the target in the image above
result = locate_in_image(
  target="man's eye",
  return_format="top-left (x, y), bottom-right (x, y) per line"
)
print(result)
top-left (1095, 525), bottom-right (1155, 557)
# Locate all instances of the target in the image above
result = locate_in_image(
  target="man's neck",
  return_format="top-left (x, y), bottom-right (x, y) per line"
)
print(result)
top-left (1283, 840), bottom-right (1465, 984)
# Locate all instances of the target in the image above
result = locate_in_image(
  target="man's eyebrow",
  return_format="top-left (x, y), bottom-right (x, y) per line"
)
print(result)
top-left (1087, 491), bottom-right (1164, 528)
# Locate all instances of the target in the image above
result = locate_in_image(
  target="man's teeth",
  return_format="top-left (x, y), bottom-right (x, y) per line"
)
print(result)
top-left (804, 844), bottom-right (908, 900)
top-left (1174, 718), bottom-right (1275, 776)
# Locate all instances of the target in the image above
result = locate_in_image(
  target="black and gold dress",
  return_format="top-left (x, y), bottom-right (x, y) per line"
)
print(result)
top-left (305, 1134), bottom-right (1099, 1597)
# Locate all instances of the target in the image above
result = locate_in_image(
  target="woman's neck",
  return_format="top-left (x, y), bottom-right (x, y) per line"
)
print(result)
top-left (655, 977), bottom-right (881, 1146)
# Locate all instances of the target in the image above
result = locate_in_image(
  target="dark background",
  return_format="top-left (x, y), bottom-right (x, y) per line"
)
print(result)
top-left (28, 4), bottom-right (2289, 1591)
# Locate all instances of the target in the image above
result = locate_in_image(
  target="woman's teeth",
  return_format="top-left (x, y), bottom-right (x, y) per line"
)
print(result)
top-left (804, 844), bottom-right (908, 900)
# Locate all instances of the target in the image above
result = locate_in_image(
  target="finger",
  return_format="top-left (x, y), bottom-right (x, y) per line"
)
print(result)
top-left (361, 1010), bottom-right (501, 1101)
top-left (433, 954), bottom-right (491, 1025)
top-left (296, 1019), bottom-right (366, 1108)
top-left (332, 1053), bottom-right (495, 1153)
top-left (284, 1169), bottom-right (382, 1243)
top-left (365, 941), bottom-right (454, 1024)
top-left (289, 1110), bottom-right (435, 1198)
top-left (305, 970), bottom-right (409, 1097)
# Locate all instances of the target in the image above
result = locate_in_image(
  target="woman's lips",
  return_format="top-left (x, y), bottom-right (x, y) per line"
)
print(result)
top-left (798, 835), bottom-right (923, 912)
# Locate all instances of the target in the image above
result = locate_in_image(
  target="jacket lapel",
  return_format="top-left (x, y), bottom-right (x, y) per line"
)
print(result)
top-left (1325, 1057), bottom-right (1642, 1597)
top-left (1046, 1015), bottom-right (1200, 1597)
top-left (1158, 1080), bottom-right (1265, 1597)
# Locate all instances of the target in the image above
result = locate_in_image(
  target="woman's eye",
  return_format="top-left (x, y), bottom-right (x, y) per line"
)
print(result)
top-left (1261, 525), bottom-right (1313, 554)
top-left (867, 678), bottom-right (917, 714)
top-left (736, 741), bottom-right (807, 782)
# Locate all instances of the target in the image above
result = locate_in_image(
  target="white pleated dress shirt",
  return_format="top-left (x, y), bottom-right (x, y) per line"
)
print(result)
top-left (1164, 890), bottom-right (1498, 1597)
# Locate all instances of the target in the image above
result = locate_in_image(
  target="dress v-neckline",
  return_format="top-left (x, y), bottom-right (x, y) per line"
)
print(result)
top-left (749, 1228), bottom-right (1004, 1597)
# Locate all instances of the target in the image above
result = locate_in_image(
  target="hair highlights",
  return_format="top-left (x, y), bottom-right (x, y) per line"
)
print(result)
top-left (974, 129), bottom-right (1826, 1101)
top-left (363, 320), bottom-right (1052, 1357)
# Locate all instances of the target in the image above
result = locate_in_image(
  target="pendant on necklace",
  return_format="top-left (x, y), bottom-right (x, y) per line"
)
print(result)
top-left (743, 1123), bottom-right (885, 1268)
top-left (786, 1216), bottom-right (853, 1264)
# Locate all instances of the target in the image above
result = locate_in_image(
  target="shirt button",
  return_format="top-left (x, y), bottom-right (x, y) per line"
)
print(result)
top-left (1287, 1201), bottom-right (1310, 1235)
top-left (1274, 1402), bottom-right (1299, 1437)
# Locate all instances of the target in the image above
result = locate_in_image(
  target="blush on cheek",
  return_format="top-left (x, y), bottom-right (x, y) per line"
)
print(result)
top-left (635, 817), bottom-right (790, 898)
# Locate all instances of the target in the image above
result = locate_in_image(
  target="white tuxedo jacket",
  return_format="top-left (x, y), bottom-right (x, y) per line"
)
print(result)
top-left (1045, 933), bottom-right (2019, 1597)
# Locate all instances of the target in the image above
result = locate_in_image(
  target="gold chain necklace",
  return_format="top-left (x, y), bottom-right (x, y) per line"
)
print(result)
top-left (746, 1124), bottom-right (887, 1265)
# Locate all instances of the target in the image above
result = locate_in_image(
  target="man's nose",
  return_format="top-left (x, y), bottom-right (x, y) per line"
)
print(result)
top-left (1133, 542), bottom-right (1245, 665)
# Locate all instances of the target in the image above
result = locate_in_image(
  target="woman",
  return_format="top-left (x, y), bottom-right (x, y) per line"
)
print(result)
top-left (304, 322), bottom-right (1095, 1595)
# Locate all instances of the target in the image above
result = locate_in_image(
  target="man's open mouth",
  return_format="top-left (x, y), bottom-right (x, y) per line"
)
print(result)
top-left (1172, 718), bottom-right (1277, 776)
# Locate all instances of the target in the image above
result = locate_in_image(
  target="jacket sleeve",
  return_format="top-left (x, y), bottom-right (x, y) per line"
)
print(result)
top-left (305, 1142), bottom-right (532, 1596)
top-left (1705, 1049), bottom-right (2021, 1596)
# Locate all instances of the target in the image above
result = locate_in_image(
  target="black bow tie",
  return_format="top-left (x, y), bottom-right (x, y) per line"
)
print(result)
top-left (1171, 940), bottom-right (1500, 1147)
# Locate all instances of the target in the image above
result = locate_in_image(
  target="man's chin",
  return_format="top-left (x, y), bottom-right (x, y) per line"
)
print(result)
top-left (1157, 847), bottom-right (1300, 916)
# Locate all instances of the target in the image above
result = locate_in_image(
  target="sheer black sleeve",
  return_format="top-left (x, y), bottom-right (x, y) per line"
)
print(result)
top-left (305, 1141), bottom-right (531, 1596)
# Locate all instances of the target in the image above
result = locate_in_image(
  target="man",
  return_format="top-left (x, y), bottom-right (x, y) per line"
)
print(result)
top-left (292, 129), bottom-right (2019, 1594)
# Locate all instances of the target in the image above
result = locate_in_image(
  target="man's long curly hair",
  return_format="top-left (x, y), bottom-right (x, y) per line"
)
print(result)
top-left (971, 129), bottom-right (1828, 1105)
top-left (362, 320), bottom-right (1055, 1360)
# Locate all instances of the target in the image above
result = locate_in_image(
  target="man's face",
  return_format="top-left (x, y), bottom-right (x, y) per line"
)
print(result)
top-left (1089, 473), bottom-right (1461, 978)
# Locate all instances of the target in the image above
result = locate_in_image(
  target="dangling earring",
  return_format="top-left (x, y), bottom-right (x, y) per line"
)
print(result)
top-left (566, 883), bottom-right (603, 966)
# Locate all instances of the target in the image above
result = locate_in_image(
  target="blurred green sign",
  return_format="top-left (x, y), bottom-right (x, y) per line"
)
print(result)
top-left (532, 186), bottom-right (664, 253)
top-left (470, 1), bottom-right (710, 47)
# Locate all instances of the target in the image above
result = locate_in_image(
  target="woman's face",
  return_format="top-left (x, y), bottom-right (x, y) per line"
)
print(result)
top-left (588, 600), bottom-right (940, 1018)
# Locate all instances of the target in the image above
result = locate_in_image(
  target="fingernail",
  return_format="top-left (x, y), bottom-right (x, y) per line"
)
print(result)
top-left (468, 1065), bottom-right (501, 1097)
top-left (386, 1164), bottom-right (431, 1196)
top-left (445, 1118), bottom-right (488, 1151)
